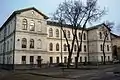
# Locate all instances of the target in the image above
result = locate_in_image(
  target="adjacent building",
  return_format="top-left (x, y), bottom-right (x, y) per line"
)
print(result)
top-left (0, 7), bottom-right (113, 69)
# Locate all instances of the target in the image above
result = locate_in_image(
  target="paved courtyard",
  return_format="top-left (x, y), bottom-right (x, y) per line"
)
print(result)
top-left (0, 64), bottom-right (120, 80)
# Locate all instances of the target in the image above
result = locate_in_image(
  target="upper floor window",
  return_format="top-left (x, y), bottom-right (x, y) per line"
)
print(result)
top-left (56, 43), bottom-right (59, 51)
top-left (84, 45), bottom-right (87, 52)
top-left (8, 25), bottom-right (10, 35)
top-left (22, 38), bottom-right (27, 48)
top-left (99, 32), bottom-right (102, 39)
top-left (68, 31), bottom-right (70, 38)
top-left (30, 39), bottom-right (34, 48)
top-left (83, 33), bottom-right (86, 40)
top-left (7, 41), bottom-right (9, 51)
top-left (100, 44), bottom-right (103, 51)
top-left (107, 45), bottom-right (109, 51)
top-left (38, 39), bottom-right (42, 49)
top-left (49, 28), bottom-right (53, 37)
top-left (56, 29), bottom-right (59, 37)
top-left (79, 32), bottom-right (81, 40)
top-left (106, 36), bottom-right (109, 40)
top-left (74, 45), bottom-right (77, 52)
top-left (64, 44), bottom-right (67, 51)
top-left (49, 43), bottom-right (53, 51)
top-left (63, 30), bottom-right (66, 38)
top-left (30, 20), bottom-right (35, 31)
top-left (22, 19), bottom-right (27, 30)
top-left (38, 21), bottom-right (42, 31)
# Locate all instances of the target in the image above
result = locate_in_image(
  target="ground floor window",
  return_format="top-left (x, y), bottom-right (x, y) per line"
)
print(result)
top-left (80, 57), bottom-right (82, 62)
top-left (56, 57), bottom-right (59, 63)
top-left (22, 56), bottom-right (26, 64)
top-left (101, 56), bottom-right (103, 62)
top-left (84, 57), bottom-right (87, 62)
top-left (64, 57), bottom-right (67, 63)
top-left (108, 56), bottom-right (110, 61)
top-left (30, 56), bottom-right (34, 64)
top-left (50, 57), bottom-right (53, 64)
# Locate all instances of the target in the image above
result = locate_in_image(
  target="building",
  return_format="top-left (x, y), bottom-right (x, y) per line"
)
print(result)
top-left (111, 33), bottom-right (120, 60)
top-left (0, 7), bottom-right (113, 69)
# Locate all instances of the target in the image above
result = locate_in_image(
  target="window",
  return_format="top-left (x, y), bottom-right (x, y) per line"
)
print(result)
top-left (49, 43), bottom-right (53, 51)
top-left (108, 56), bottom-right (110, 61)
top-left (74, 45), bottom-right (77, 52)
top-left (106, 36), bottom-right (109, 40)
top-left (99, 32), bottom-right (102, 39)
top-left (84, 45), bottom-right (87, 52)
top-left (30, 56), bottom-right (34, 64)
top-left (100, 44), bottom-right (103, 51)
top-left (22, 38), bottom-right (27, 48)
top-left (101, 56), bottom-right (103, 62)
top-left (49, 28), bottom-right (53, 37)
top-left (10, 39), bottom-right (12, 50)
top-left (22, 56), bottom-right (26, 64)
top-left (56, 43), bottom-right (59, 51)
top-left (30, 20), bottom-right (35, 31)
top-left (63, 30), bottom-right (66, 38)
top-left (22, 19), bottom-right (27, 30)
top-left (8, 25), bottom-right (10, 35)
top-left (68, 31), bottom-right (70, 38)
top-left (7, 41), bottom-right (9, 51)
top-left (56, 29), bottom-right (59, 37)
top-left (38, 39), bottom-right (42, 49)
top-left (50, 57), bottom-right (53, 64)
top-left (79, 32), bottom-right (81, 40)
top-left (64, 44), bottom-right (67, 51)
top-left (56, 57), bottom-right (59, 63)
top-left (80, 57), bottom-right (82, 62)
top-left (84, 57), bottom-right (87, 62)
top-left (30, 39), bottom-right (34, 48)
top-left (83, 33), bottom-right (86, 40)
top-left (38, 21), bottom-right (42, 31)
top-left (107, 45), bottom-right (109, 51)
top-left (64, 57), bottom-right (67, 63)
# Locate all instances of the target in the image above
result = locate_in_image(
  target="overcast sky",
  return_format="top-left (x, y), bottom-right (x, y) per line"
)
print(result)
top-left (1, 0), bottom-right (120, 34)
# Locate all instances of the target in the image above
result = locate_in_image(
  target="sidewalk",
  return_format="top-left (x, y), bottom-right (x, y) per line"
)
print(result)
top-left (24, 64), bottom-right (115, 79)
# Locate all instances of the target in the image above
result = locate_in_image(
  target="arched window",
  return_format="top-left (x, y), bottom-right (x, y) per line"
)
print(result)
top-left (38, 39), bottom-right (42, 49)
top-left (30, 39), bottom-right (34, 48)
top-left (68, 31), bottom-right (70, 38)
top-left (56, 43), bottom-right (59, 51)
top-left (38, 21), bottom-right (42, 31)
top-left (107, 45), bottom-right (109, 51)
top-left (74, 45), bottom-right (77, 52)
top-left (30, 20), bottom-right (35, 31)
top-left (22, 19), bottom-right (27, 30)
top-left (100, 44), bottom-right (103, 51)
top-left (99, 32), bottom-right (102, 39)
top-left (83, 33), bottom-right (86, 40)
top-left (49, 43), bottom-right (53, 51)
top-left (63, 30), bottom-right (66, 38)
top-left (64, 44), bottom-right (67, 51)
top-left (49, 28), bottom-right (53, 37)
top-left (79, 32), bottom-right (81, 40)
top-left (56, 29), bottom-right (59, 37)
top-left (22, 38), bottom-right (27, 48)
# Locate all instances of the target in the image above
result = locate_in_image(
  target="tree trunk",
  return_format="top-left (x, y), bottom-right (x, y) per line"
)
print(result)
top-left (103, 34), bottom-right (107, 65)
top-left (67, 52), bottom-right (72, 68)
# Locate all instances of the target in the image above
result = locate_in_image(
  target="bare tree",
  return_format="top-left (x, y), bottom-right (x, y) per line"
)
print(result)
top-left (99, 22), bottom-right (113, 64)
top-left (53, 0), bottom-right (106, 68)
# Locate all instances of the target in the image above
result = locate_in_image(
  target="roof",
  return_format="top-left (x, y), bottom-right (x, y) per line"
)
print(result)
top-left (47, 21), bottom-right (83, 30)
top-left (0, 7), bottom-right (49, 31)
top-left (87, 23), bottom-right (111, 31)
top-left (111, 33), bottom-right (120, 38)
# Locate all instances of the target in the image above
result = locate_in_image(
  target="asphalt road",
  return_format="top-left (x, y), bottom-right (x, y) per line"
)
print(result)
top-left (0, 64), bottom-right (120, 80)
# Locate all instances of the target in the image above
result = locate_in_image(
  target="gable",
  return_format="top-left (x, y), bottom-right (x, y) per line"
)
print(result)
top-left (16, 7), bottom-right (49, 20)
